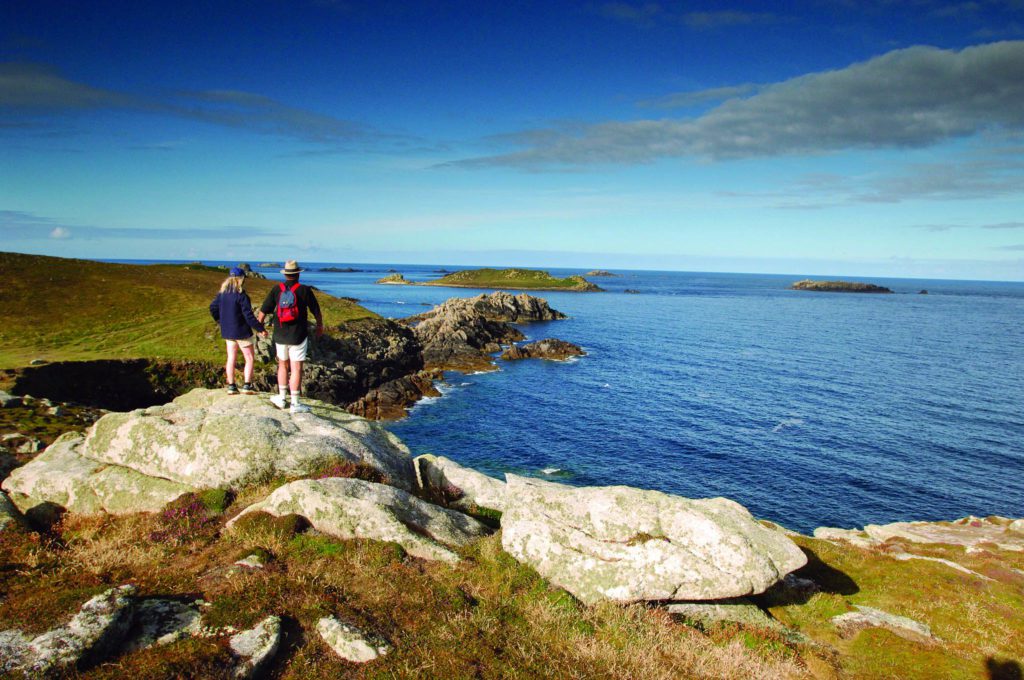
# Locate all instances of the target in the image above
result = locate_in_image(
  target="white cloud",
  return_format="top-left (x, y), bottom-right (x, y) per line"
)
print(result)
top-left (49, 226), bottom-right (70, 239)
top-left (448, 41), bottom-right (1024, 168)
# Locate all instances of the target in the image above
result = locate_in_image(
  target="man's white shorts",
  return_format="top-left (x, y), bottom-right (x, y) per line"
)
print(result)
top-left (275, 338), bottom-right (308, 362)
top-left (225, 336), bottom-right (253, 349)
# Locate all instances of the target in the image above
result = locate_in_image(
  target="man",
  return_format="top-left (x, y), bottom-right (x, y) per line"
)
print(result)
top-left (257, 260), bottom-right (324, 413)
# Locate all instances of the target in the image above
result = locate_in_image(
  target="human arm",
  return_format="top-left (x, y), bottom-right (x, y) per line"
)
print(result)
top-left (239, 292), bottom-right (265, 334)
top-left (209, 294), bottom-right (220, 322)
top-left (308, 288), bottom-right (324, 337)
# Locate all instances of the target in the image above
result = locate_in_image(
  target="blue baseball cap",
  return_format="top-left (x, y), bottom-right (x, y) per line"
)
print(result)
top-left (229, 266), bottom-right (245, 277)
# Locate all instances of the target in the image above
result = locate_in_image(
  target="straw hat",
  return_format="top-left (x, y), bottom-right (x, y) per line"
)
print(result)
top-left (280, 260), bottom-right (304, 276)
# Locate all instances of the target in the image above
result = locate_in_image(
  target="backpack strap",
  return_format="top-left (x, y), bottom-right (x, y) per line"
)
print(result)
top-left (279, 282), bottom-right (286, 292)
top-left (289, 283), bottom-right (301, 293)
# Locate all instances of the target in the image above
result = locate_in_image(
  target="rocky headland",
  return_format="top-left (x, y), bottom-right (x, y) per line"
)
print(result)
top-left (500, 339), bottom-right (585, 361)
top-left (790, 279), bottom-right (894, 293)
top-left (1, 389), bottom-right (1020, 678)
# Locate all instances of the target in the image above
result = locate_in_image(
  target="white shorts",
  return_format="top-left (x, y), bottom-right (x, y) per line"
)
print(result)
top-left (275, 338), bottom-right (308, 362)
top-left (226, 337), bottom-right (253, 349)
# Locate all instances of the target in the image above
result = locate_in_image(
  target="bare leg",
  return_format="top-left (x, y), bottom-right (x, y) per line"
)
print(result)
top-left (289, 360), bottom-right (303, 394)
top-left (225, 342), bottom-right (239, 384)
top-left (277, 358), bottom-right (289, 390)
top-left (241, 345), bottom-right (256, 383)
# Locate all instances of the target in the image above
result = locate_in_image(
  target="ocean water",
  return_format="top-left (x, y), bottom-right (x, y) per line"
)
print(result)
top-left (155, 261), bottom-right (1024, 534)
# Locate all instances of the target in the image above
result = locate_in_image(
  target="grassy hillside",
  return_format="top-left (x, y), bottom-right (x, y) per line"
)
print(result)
top-left (423, 268), bottom-right (602, 291)
top-left (0, 252), bottom-right (377, 369)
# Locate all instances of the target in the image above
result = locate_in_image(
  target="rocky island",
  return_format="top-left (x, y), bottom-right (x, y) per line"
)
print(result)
top-left (376, 272), bottom-right (408, 284)
top-left (791, 279), bottom-right (894, 293)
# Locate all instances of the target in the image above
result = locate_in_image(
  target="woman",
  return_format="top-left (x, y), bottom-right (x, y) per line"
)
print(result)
top-left (209, 267), bottom-right (267, 394)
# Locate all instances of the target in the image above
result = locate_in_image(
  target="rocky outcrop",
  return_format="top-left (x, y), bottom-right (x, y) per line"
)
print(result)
top-left (814, 515), bottom-right (1024, 552)
top-left (404, 292), bottom-right (566, 371)
top-left (501, 475), bottom-right (807, 605)
top-left (585, 270), bottom-right (617, 277)
top-left (83, 388), bottom-right (416, 491)
top-left (346, 370), bottom-right (442, 420)
top-left (2, 389), bottom-right (418, 516)
top-left (227, 477), bottom-right (490, 563)
top-left (790, 279), bottom-right (893, 293)
top-left (415, 454), bottom-right (506, 513)
top-left (255, 317), bottom-right (425, 408)
top-left (376, 273), bottom-right (408, 284)
top-left (501, 339), bottom-right (585, 361)
top-left (317, 617), bottom-right (391, 663)
top-left (2, 432), bottom-right (193, 517)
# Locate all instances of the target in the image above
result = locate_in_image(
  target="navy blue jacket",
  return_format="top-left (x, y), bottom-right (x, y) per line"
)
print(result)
top-left (210, 290), bottom-right (265, 340)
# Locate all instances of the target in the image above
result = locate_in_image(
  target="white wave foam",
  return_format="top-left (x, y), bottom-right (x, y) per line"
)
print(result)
top-left (772, 418), bottom-right (804, 433)
top-left (541, 467), bottom-right (562, 475)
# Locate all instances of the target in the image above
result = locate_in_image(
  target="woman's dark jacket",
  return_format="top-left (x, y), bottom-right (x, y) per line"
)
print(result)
top-left (210, 290), bottom-right (265, 340)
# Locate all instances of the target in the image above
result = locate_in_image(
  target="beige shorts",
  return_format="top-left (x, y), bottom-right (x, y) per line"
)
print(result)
top-left (226, 337), bottom-right (254, 349)
top-left (275, 338), bottom-right (308, 362)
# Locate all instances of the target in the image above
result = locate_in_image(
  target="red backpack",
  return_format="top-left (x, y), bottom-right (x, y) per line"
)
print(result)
top-left (277, 283), bottom-right (301, 323)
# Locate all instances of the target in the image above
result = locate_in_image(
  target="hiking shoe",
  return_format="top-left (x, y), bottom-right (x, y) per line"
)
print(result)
top-left (290, 403), bottom-right (311, 414)
top-left (269, 394), bottom-right (287, 410)
top-left (226, 384), bottom-right (239, 396)
top-left (240, 383), bottom-right (257, 395)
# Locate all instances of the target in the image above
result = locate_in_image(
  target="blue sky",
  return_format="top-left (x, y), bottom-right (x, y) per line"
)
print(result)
top-left (2, 1), bottom-right (1024, 280)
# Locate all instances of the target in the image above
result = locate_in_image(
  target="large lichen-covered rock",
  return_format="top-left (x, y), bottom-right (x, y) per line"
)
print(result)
top-left (82, 388), bottom-right (416, 490)
top-left (228, 478), bottom-right (489, 563)
top-left (2, 432), bottom-right (192, 517)
top-left (414, 454), bottom-right (506, 513)
top-left (501, 475), bottom-right (807, 605)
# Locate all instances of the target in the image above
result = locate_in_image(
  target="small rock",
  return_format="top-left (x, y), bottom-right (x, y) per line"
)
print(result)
top-left (229, 615), bottom-right (281, 679)
top-left (233, 554), bottom-right (266, 570)
top-left (665, 598), bottom-right (783, 630)
top-left (122, 599), bottom-right (204, 651)
top-left (0, 492), bottom-right (22, 531)
top-left (812, 526), bottom-right (878, 550)
top-left (317, 616), bottom-right (391, 663)
top-left (47, 405), bottom-right (66, 417)
top-left (781, 573), bottom-right (820, 595)
top-left (0, 391), bottom-right (22, 408)
top-left (832, 605), bottom-right (935, 643)
top-left (1, 433), bottom-right (21, 442)
top-left (16, 438), bottom-right (43, 454)
top-left (29, 359), bottom-right (46, 366)
top-left (0, 630), bottom-right (30, 675)
top-left (26, 585), bottom-right (137, 675)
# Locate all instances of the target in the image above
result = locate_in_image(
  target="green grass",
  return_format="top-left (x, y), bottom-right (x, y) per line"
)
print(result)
top-left (423, 268), bottom-right (602, 291)
top-left (0, 252), bottom-right (377, 369)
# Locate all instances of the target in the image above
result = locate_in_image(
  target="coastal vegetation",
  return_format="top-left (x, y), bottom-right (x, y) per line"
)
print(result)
top-left (0, 252), bottom-right (376, 369)
top-left (790, 280), bottom-right (894, 294)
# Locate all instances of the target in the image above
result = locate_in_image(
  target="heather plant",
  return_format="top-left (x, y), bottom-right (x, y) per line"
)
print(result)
top-left (148, 493), bottom-right (221, 546)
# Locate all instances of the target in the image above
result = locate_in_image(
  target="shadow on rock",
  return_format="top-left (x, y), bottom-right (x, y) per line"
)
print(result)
top-left (24, 501), bottom-right (66, 533)
top-left (757, 547), bottom-right (859, 607)
top-left (988, 657), bottom-right (1022, 680)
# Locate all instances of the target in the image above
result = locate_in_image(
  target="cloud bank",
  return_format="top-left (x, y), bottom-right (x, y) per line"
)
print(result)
top-left (448, 41), bottom-right (1024, 168)
top-left (0, 210), bottom-right (281, 241)
top-left (0, 63), bottom-right (385, 147)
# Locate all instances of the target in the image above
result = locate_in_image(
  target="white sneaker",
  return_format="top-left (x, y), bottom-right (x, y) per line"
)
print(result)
top-left (290, 403), bottom-right (311, 414)
top-left (270, 394), bottom-right (287, 410)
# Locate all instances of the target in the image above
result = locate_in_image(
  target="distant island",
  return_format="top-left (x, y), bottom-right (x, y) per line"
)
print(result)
top-left (377, 273), bottom-right (408, 284)
top-left (584, 270), bottom-right (617, 277)
top-left (375, 268), bottom-right (603, 292)
top-left (257, 262), bottom-right (281, 268)
top-left (318, 267), bottom-right (363, 273)
top-left (791, 279), bottom-right (894, 294)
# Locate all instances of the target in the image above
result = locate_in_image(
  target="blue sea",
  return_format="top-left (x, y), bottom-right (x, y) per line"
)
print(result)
top-left (150, 261), bottom-right (1024, 534)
